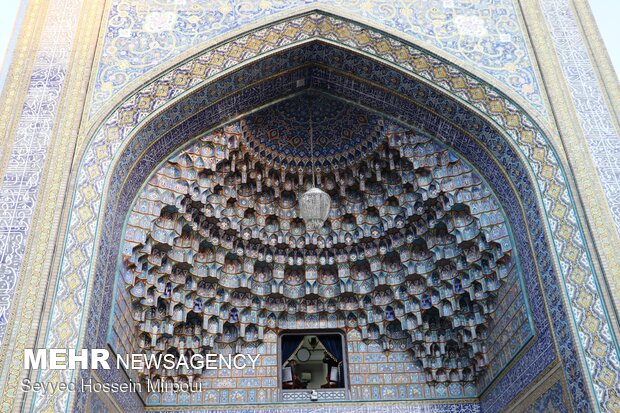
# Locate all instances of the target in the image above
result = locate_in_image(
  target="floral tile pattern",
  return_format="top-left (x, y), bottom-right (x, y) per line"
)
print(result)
top-left (91, 0), bottom-right (546, 117)
top-left (39, 16), bottom-right (618, 411)
top-left (0, 3), bottom-right (611, 412)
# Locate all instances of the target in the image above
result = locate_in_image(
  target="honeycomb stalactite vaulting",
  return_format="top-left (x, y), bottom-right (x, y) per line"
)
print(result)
top-left (122, 99), bottom-right (513, 388)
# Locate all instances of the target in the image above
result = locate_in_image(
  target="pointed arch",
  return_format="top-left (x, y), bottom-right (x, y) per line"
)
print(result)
top-left (33, 11), bottom-right (618, 413)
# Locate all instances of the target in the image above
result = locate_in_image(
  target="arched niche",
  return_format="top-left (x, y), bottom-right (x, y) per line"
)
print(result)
top-left (115, 92), bottom-right (526, 405)
top-left (33, 12), bottom-right (619, 413)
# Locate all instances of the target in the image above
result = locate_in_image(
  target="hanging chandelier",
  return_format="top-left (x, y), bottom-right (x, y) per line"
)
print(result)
top-left (299, 105), bottom-right (331, 232)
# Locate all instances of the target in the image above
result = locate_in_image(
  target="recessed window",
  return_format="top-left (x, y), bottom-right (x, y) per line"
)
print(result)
top-left (280, 333), bottom-right (345, 390)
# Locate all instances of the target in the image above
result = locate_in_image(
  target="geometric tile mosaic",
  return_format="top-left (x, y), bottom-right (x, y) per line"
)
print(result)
top-left (30, 13), bottom-right (619, 413)
top-left (145, 404), bottom-right (482, 413)
top-left (0, 0), bottom-right (82, 346)
top-left (81, 55), bottom-right (565, 408)
top-left (540, 0), bottom-right (620, 234)
top-left (0, 0), bottom-right (617, 412)
top-left (525, 381), bottom-right (568, 413)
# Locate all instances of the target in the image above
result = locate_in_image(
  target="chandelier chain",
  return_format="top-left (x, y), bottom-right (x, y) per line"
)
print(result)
top-left (310, 110), bottom-right (316, 187)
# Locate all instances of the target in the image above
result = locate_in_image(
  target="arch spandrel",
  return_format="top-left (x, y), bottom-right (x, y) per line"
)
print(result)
top-left (89, 2), bottom-right (547, 121)
top-left (34, 12), bottom-right (619, 413)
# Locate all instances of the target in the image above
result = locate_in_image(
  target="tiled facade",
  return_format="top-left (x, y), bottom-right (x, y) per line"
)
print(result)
top-left (0, 0), bottom-right (83, 345)
top-left (0, 2), bottom-right (617, 413)
top-left (345, 330), bottom-right (478, 401)
top-left (540, 0), bottom-right (620, 234)
top-left (108, 105), bottom-right (533, 405)
top-left (91, 0), bottom-right (547, 117)
top-left (54, 33), bottom-right (608, 410)
top-left (525, 381), bottom-right (569, 413)
top-left (144, 331), bottom-right (280, 406)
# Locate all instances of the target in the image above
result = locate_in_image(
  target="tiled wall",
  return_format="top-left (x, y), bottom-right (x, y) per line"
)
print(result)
top-left (525, 381), bottom-right (568, 413)
top-left (540, 0), bottom-right (620, 233)
top-left (0, 0), bottom-right (83, 345)
top-left (90, 392), bottom-right (110, 413)
top-left (92, 0), bottom-right (546, 117)
top-left (109, 275), bottom-right (140, 369)
top-left (477, 265), bottom-right (532, 391)
top-left (3, 0), bottom-right (616, 410)
top-left (144, 332), bottom-right (280, 405)
top-left (110, 264), bottom-right (531, 406)
top-left (346, 329), bottom-right (476, 400)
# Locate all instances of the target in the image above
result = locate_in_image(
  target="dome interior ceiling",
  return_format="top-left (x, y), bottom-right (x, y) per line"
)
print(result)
top-left (121, 91), bottom-right (516, 388)
top-left (242, 92), bottom-right (384, 171)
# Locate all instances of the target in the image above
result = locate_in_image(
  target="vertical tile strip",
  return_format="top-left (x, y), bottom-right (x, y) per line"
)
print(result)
top-left (0, 0), bottom-right (83, 345)
top-left (540, 0), bottom-right (620, 233)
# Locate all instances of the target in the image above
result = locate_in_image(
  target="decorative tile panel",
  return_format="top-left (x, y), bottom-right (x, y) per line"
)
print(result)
top-left (110, 94), bottom-right (533, 404)
top-left (525, 381), bottom-right (568, 413)
top-left (80, 57), bottom-right (555, 410)
top-left (33, 14), bottom-right (618, 413)
top-left (146, 402), bottom-right (481, 413)
top-left (0, 0), bottom-right (82, 346)
top-left (91, 0), bottom-right (546, 117)
top-left (540, 0), bottom-right (620, 234)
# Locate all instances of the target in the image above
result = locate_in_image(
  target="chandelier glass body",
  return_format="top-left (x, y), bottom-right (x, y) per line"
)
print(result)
top-left (298, 112), bottom-right (331, 231)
